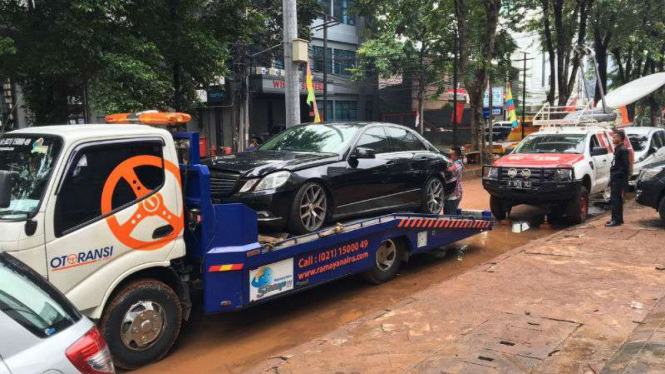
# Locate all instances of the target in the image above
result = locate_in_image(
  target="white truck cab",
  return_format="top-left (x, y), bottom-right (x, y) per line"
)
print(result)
top-left (0, 125), bottom-right (188, 369)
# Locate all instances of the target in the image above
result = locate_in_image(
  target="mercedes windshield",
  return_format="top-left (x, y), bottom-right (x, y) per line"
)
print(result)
top-left (258, 124), bottom-right (360, 154)
top-left (0, 134), bottom-right (62, 220)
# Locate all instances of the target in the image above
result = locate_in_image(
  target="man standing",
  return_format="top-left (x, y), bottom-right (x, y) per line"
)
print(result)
top-left (445, 147), bottom-right (464, 214)
top-left (607, 129), bottom-right (630, 227)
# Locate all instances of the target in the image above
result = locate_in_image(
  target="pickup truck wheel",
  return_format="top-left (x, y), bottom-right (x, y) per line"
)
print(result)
top-left (490, 196), bottom-right (507, 221)
top-left (566, 186), bottom-right (589, 224)
top-left (100, 279), bottom-right (182, 370)
top-left (288, 182), bottom-right (328, 235)
top-left (364, 239), bottom-right (403, 284)
top-left (659, 196), bottom-right (665, 223)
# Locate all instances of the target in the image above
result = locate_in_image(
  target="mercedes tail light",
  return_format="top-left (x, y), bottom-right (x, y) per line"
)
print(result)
top-left (66, 327), bottom-right (115, 374)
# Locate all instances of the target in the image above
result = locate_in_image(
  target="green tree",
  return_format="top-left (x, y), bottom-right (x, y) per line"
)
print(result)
top-left (455, 0), bottom-right (512, 154)
top-left (352, 0), bottom-right (456, 134)
top-left (0, 0), bottom-right (126, 124)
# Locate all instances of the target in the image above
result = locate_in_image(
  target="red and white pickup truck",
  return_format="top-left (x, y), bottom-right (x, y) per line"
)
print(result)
top-left (482, 103), bottom-right (633, 224)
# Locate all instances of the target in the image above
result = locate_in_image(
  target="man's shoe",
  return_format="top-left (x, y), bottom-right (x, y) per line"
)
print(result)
top-left (605, 221), bottom-right (623, 227)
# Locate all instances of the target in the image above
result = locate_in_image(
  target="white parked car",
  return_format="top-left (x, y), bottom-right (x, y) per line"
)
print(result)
top-left (0, 251), bottom-right (115, 374)
top-left (626, 127), bottom-right (665, 186)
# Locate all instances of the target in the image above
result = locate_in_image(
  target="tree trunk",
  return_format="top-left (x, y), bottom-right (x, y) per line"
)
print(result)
top-left (541, 0), bottom-right (556, 105)
top-left (465, 0), bottom-right (501, 152)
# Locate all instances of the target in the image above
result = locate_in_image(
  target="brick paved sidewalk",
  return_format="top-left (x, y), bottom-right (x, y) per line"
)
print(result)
top-left (247, 203), bottom-right (665, 374)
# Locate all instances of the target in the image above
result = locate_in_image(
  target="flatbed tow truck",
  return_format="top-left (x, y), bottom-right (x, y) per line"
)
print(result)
top-left (0, 113), bottom-right (491, 369)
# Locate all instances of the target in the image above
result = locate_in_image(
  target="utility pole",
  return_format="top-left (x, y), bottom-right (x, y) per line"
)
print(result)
top-left (323, 13), bottom-right (328, 121)
top-left (487, 70), bottom-right (493, 165)
top-left (521, 53), bottom-right (527, 140)
top-left (283, 0), bottom-right (300, 127)
top-left (311, 13), bottom-right (340, 121)
top-left (452, 30), bottom-right (458, 147)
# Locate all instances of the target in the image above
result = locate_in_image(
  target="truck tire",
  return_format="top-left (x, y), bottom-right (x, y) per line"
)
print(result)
top-left (659, 196), bottom-right (665, 223)
top-left (420, 176), bottom-right (444, 214)
top-left (566, 186), bottom-right (589, 224)
top-left (547, 205), bottom-right (566, 224)
top-left (490, 196), bottom-right (507, 221)
top-left (288, 182), bottom-right (329, 235)
top-left (100, 279), bottom-right (183, 370)
top-left (364, 238), bottom-right (404, 284)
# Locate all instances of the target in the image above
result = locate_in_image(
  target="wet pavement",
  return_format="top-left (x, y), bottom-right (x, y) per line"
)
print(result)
top-left (247, 203), bottom-right (665, 374)
top-left (134, 178), bottom-right (609, 374)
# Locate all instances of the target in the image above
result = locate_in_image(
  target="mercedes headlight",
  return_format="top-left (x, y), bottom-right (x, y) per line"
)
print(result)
top-left (239, 178), bottom-right (259, 193)
top-left (638, 168), bottom-right (661, 182)
top-left (483, 167), bottom-right (498, 180)
top-left (254, 171), bottom-right (291, 191)
top-left (553, 168), bottom-right (572, 182)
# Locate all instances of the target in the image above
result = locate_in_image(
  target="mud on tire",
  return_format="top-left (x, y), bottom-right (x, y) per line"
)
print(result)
top-left (100, 279), bottom-right (182, 370)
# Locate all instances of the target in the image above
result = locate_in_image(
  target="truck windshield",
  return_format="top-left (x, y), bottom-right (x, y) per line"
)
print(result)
top-left (0, 135), bottom-right (62, 220)
top-left (513, 134), bottom-right (586, 154)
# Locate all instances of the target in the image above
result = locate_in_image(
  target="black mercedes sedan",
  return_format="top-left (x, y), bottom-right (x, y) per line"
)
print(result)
top-left (206, 122), bottom-right (455, 234)
top-left (635, 161), bottom-right (665, 223)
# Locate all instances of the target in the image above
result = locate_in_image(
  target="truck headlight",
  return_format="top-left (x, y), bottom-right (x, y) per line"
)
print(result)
top-left (553, 168), bottom-right (572, 182)
top-left (484, 167), bottom-right (498, 180)
top-left (254, 171), bottom-right (291, 191)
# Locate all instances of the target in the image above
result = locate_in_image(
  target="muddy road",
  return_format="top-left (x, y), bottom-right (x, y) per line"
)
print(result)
top-left (135, 178), bottom-right (609, 374)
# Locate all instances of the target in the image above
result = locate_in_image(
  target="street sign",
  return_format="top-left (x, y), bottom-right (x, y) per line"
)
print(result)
top-left (483, 107), bottom-right (503, 119)
top-left (483, 87), bottom-right (504, 108)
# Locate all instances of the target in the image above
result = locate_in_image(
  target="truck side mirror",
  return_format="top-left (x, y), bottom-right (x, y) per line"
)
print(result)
top-left (0, 170), bottom-right (12, 208)
top-left (591, 147), bottom-right (608, 156)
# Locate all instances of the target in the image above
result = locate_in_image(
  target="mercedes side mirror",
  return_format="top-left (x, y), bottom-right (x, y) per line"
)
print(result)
top-left (0, 170), bottom-right (12, 208)
top-left (591, 147), bottom-right (608, 156)
top-left (354, 147), bottom-right (376, 159)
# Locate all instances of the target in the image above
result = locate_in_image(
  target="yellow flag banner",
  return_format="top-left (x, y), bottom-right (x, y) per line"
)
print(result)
top-left (306, 62), bottom-right (321, 123)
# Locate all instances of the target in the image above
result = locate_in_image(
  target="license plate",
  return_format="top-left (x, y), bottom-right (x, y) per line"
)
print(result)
top-left (507, 180), bottom-right (532, 189)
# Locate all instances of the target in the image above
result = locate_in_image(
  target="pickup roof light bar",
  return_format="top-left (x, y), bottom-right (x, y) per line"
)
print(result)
top-left (106, 111), bottom-right (192, 126)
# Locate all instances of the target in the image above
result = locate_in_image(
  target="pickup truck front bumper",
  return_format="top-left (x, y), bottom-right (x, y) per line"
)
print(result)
top-left (482, 165), bottom-right (581, 207)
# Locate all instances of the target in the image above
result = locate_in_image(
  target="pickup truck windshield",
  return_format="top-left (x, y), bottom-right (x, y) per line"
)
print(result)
top-left (513, 134), bottom-right (586, 154)
top-left (259, 124), bottom-right (360, 154)
top-left (0, 135), bottom-right (62, 220)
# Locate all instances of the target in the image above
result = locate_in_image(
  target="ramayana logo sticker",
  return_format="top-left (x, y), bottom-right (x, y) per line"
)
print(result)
top-left (249, 258), bottom-right (294, 302)
top-left (50, 246), bottom-right (114, 272)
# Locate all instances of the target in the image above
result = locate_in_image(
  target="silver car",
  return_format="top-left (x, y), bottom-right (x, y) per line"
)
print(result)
top-left (0, 252), bottom-right (115, 374)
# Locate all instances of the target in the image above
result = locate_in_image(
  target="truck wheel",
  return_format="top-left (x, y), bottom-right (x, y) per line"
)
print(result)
top-left (364, 238), bottom-right (404, 284)
top-left (288, 182), bottom-right (329, 235)
top-left (566, 186), bottom-right (589, 224)
top-left (547, 206), bottom-right (566, 224)
top-left (100, 279), bottom-right (183, 370)
top-left (490, 196), bottom-right (507, 221)
top-left (420, 176), bottom-right (444, 214)
top-left (659, 196), bottom-right (665, 223)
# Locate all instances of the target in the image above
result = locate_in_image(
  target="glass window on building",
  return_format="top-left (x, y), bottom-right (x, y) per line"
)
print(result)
top-left (319, 0), bottom-right (331, 15)
top-left (333, 49), bottom-right (356, 76)
top-left (333, 0), bottom-right (356, 25)
top-left (334, 101), bottom-right (357, 121)
top-left (312, 46), bottom-right (333, 74)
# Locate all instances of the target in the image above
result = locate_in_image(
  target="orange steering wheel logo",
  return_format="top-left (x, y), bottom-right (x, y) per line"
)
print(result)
top-left (101, 155), bottom-right (184, 251)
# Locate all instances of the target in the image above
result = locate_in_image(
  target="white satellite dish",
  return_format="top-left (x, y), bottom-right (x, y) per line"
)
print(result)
top-left (602, 72), bottom-right (665, 109)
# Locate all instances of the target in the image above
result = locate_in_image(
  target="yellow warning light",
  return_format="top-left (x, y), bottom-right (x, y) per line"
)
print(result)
top-left (106, 111), bottom-right (192, 126)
